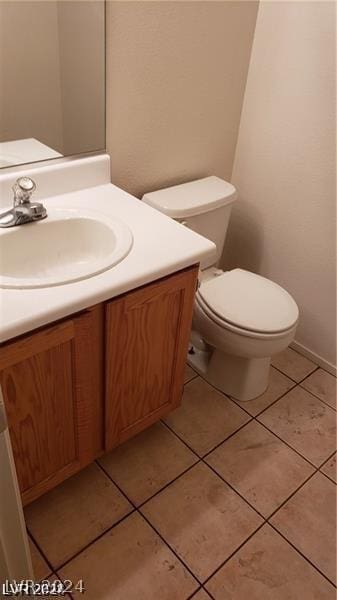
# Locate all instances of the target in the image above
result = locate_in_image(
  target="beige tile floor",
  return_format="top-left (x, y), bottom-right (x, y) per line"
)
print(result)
top-left (26, 348), bottom-right (336, 599)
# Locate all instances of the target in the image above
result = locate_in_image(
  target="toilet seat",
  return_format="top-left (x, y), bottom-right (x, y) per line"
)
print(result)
top-left (196, 268), bottom-right (299, 336)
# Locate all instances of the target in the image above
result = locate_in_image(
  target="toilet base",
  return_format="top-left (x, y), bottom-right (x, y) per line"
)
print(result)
top-left (188, 345), bottom-right (270, 401)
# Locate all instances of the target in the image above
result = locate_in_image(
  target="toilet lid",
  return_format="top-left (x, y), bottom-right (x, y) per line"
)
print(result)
top-left (197, 269), bottom-right (299, 334)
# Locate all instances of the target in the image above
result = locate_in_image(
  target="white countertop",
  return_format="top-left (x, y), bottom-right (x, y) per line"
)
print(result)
top-left (0, 182), bottom-right (216, 343)
top-left (0, 138), bottom-right (62, 169)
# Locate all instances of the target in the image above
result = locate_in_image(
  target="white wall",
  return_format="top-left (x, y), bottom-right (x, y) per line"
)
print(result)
top-left (226, 1), bottom-right (336, 370)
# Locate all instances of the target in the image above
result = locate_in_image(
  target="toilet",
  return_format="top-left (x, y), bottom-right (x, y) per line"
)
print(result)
top-left (142, 176), bottom-right (299, 401)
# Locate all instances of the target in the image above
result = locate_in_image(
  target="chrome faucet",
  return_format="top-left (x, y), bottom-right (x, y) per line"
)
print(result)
top-left (0, 177), bottom-right (47, 228)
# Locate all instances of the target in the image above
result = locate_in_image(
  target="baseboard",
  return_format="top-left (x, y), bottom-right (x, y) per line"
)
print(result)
top-left (290, 340), bottom-right (337, 377)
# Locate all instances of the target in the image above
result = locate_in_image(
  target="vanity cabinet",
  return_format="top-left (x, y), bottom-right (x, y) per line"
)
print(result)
top-left (0, 305), bottom-right (104, 506)
top-left (0, 265), bottom-right (198, 505)
top-left (105, 266), bottom-right (197, 449)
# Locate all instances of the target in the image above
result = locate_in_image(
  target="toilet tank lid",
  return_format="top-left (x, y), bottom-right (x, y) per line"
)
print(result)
top-left (142, 176), bottom-right (237, 218)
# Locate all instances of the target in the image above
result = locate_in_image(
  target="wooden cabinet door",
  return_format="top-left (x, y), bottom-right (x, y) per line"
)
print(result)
top-left (0, 305), bottom-right (104, 505)
top-left (105, 265), bottom-right (198, 450)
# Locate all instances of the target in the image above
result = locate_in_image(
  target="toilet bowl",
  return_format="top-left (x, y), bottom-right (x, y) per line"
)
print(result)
top-left (191, 267), bottom-right (298, 400)
top-left (142, 176), bottom-right (299, 401)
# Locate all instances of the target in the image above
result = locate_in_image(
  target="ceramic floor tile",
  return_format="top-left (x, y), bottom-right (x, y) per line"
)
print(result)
top-left (184, 364), bottom-right (197, 384)
top-left (320, 453), bottom-right (336, 483)
top-left (206, 421), bottom-right (314, 517)
top-left (141, 462), bottom-right (262, 582)
top-left (232, 367), bottom-right (295, 416)
top-left (206, 524), bottom-right (336, 599)
top-left (258, 386), bottom-right (336, 466)
top-left (98, 422), bottom-right (198, 505)
top-left (163, 377), bottom-right (250, 456)
top-left (29, 537), bottom-right (51, 581)
top-left (192, 589), bottom-right (212, 600)
top-left (272, 348), bottom-right (317, 382)
top-left (25, 463), bottom-right (132, 569)
top-left (60, 512), bottom-right (198, 600)
top-left (270, 472), bottom-right (336, 584)
top-left (301, 368), bottom-right (336, 410)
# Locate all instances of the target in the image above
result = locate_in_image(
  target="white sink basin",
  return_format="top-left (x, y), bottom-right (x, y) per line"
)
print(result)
top-left (0, 208), bottom-right (133, 288)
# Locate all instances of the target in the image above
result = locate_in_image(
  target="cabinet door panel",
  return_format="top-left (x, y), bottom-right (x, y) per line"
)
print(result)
top-left (2, 341), bottom-right (76, 492)
top-left (0, 305), bottom-right (104, 505)
top-left (105, 266), bottom-right (198, 449)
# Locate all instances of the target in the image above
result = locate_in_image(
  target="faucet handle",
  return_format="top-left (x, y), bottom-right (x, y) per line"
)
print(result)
top-left (13, 177), bottom-right (36, 204)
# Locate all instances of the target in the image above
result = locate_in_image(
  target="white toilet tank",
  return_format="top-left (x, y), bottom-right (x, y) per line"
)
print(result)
top-left (142, 176), bottom-right (237, 269)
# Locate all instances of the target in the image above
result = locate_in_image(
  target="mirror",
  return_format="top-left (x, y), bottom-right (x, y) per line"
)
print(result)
top-left (0, 0), bottom-right (105, 169)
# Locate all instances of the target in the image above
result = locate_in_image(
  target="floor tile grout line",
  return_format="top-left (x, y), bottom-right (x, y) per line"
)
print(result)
top-left (188, 375), bottom-right (255, 420)
top-left (95, 460), bottom-right (138, 507)
top-left (264, 467), bottom-right (321, 521)
top-left (53, 571), bottom-right (74, 600)
top-left (297, 383), bottom-right (337, 412)
top-left (319, 469), bottom-right (337, 485)
top-left (29, 466), bottom-right (334, 585)
top-left (185, 373), bottom-right (199, 385)
top-left (254, 415), bottom-right (322, 469)
top-left (167, 374), bottom-right (337, 588)
top-left (287, 348), bottom-right (337, 380)
top-left (96, 458), bottom-right (204, 592)
top-left (204, 435), bottom-right (332, 524)
top-left (96, 430), bottom-right (207, 512)
top-left (201, 417), bottom-right (253, 459)
top-left (165, 379), bottom-right (337, 582)
top-left (26, 529), bottom-right (55, 581)
top-left (229, 381), bottom-right (297, 420)
top-left (141, 505), bottom-right (298, 596)
top-left (95, 431), bottom-right (275, 591)
top-left (202, 586), bottom-right (215, 600)
top-left (99, 424), bottom-right (270, 567)
top-left (160, 419), bottom-right (204, 459)
top-left (319, 447), bottom-right (337, 466)
top-left (137, 509), bottom-right (202, 588)
top-left (200, 459), bottom-right (266, 520)
top-left (97, 449), bottom-right (207, 589)
top-left (191, 372), bottom-right (332, 468)
top-left (183, 376), bottom-right (320, 468)
top-left (35, 459), bottom-right (206, 578)
top-left (271, 363), bottom-right (319, 385)
top-left (187, 588), bottom-right (202, 600)
top-left (202, 516), bottom-right (337, 592)
top-left (206, 448), bottom-right (328, 518)
top-left (53, 505), bottom-right (137, 573)
top-left (143, 418), bottom-right (268, 518)
top-left (163, 390), bottom-right (330, 521)
top-left (201, 521), bottom-right (267, 588)
top-left (191, 368), bottom-right (298, 423)
top-left (162, 415), bottom-right (253, 462)
top-left (96, 455), bottom-right (204, 588)
top-left (267, 521), bottom-right (337, 589)
top-left (97, 435), bottom-right (274, 581)
top-left (317, 448), bottom-right (337, 485)
top-left (136, 460), bottom-right (201, 511)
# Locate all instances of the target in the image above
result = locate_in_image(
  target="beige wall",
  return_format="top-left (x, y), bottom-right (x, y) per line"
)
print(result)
top-left (227, 1), bottom-right (336, 368)
top-left (106, 1), bottom-right (259, 198)
top-left (0, 1), bottom-right (105, 160)
top-left (0, 1), bottom-right (63, 151)
top-left (57, 0), bottom-right (105, 156)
